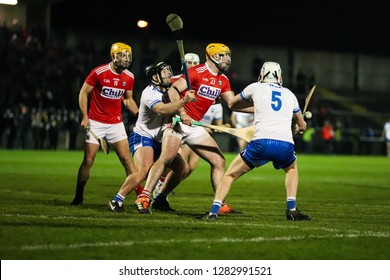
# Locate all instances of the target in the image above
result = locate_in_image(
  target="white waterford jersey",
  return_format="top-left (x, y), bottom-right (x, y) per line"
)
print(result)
top-left (240, 82), bottom-right (300, 143)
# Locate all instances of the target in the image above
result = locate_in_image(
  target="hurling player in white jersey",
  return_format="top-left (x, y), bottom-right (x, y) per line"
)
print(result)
top-left (107, 62), bottom-right (196, 212)
top-left (71, 42), bottom-right (140, 206)
top-left (152, 53), bottom-right (228, 203)
top-left (135, 43), bottom-right (252, 214)
top-left (202, 62), bottom-right (311, 221)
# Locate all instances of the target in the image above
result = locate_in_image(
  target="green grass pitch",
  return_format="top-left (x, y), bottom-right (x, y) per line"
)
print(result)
top-left (0, 150), bottom-right (389, 260)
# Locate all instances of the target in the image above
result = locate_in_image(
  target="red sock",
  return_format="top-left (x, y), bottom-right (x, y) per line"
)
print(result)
top-left (135, 185), bottom-right (143, 196)
top-left (139, 189), bottom-right (151, 200)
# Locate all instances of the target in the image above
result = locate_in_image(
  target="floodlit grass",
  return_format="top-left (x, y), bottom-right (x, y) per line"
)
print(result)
top-left (0, 150), bottom-right (389, 260)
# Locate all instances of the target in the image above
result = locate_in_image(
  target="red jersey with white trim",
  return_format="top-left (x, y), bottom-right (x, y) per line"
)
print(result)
top-left (85, 63), bottom-right (135, 124)
top-left (179, 63), bottom-right (231, 121)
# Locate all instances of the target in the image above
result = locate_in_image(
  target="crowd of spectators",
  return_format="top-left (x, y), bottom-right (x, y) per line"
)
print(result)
top-left (0, 19), bottom-right (109, 150)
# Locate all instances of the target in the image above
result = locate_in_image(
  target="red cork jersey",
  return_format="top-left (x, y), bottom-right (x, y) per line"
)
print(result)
top-left (179, 63), bottom-right (231, 121)
top-left (86, 63), bottom-right (134, 124)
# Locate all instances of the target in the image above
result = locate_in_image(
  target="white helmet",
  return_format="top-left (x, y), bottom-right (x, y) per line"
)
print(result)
top-left (184, 53), bottom-right (200, 68)
top-left (259, 62), bottom-right (282, 85)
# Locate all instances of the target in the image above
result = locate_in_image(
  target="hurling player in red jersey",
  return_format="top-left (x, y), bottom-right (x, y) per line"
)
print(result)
top-left (71, 42), bottom-right (140, 205)
top-left (135, 43), bottom-right (253, 214)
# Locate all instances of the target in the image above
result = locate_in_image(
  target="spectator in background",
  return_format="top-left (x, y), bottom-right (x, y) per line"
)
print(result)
top-left (382, 118), bottom-right (390, 158)
top-left (4, 108), bottom-right (17, 149)
top-left (17, 104), bottom-right (31, 149)
top-left (65, 110), bottom-right (80, 150)
top-left (31, 109), bottom-right (47, 150)
top-left (302, 121), bottom-right (315, 153)
top-left (360, 124), bottom-right (376, 155)
top-left (321, 119), bottom-right (335, 154)
top-left (47, 116), bottom-right (59, 150)
top-left (363, 125), bottom-right (375, 138)
top-left (334, 118), bottom-right (345, 153)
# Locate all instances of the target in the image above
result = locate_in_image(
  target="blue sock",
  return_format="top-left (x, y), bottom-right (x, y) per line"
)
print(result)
top-left (114, 193), bottom-right (125, 204)
top-left (287, 197), bottom-right (296, 210)
top-left (210, 200), bottom-right (222, 215)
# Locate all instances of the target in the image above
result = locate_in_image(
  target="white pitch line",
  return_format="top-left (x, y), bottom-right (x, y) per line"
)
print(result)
top-left (6, 232), bottom-right (389, 252)
top-left (1, 213), bottom-right (388, 235)
top-left (1, 214), bottom-right (389, 252)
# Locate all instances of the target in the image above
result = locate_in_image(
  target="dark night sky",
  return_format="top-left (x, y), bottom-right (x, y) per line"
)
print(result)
top-left (48, 0), bottom-right (390, 56)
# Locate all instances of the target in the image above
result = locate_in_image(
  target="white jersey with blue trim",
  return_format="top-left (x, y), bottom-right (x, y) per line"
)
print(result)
top-left (240, 82), bottom-right (300, 144)
top-left (201, 103), bottom-right (223, 125)
top-left (133, 85), bottom-right (170, 141)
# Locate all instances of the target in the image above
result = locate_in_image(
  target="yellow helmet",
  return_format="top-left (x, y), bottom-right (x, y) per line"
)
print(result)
top-left (110, 42), bottom-right (132, 69)
top-left (205, 43), bottom-right (230, 58)
top-left (205, 43), bottom-right (231, 71)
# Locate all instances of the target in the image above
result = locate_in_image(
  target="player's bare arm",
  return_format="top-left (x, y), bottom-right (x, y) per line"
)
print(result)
top-left (168, 78), bottom-right (194, 125)
top-left (153, 91), bottom-right (196, 116)
top-left (227, 92), bottom-right (254, 113)
top-left (78, 82), bottom-right (93, 128)
top-left (294, 112), bottom-right (307, 134)
top-left (123, 90), bottom-right (139, 116)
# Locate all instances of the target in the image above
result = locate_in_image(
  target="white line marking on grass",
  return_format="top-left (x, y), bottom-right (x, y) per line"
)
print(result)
top-left (1, 213), bottom-right (387, 234)
top-left (7, 231), bottom-right (389, 252)
top-left (2, 213), bottom-right (389, 252)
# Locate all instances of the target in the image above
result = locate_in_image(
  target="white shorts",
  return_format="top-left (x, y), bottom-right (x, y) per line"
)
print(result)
top-left (168, 122), bottom-right (210, 146)
top-left (85, 119), bottom-right (128, 144)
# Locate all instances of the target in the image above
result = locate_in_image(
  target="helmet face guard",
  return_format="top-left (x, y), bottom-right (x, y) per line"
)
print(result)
top-left (145, 62), bottom-right (173, 88)
top-left (205, 43), bottom-right (231, 72)
top-left (110, 42), bottom-right (132, 70)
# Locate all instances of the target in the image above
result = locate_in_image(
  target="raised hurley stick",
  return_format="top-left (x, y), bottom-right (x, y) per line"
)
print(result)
top-left (173, 116), bottom-right (254, 143)
top-left (86, 126), bottom-right (109, 154)
top-left (166, 13), bottom-right (191, 90)
top-left (303, 85), bottom-right (316, 118)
